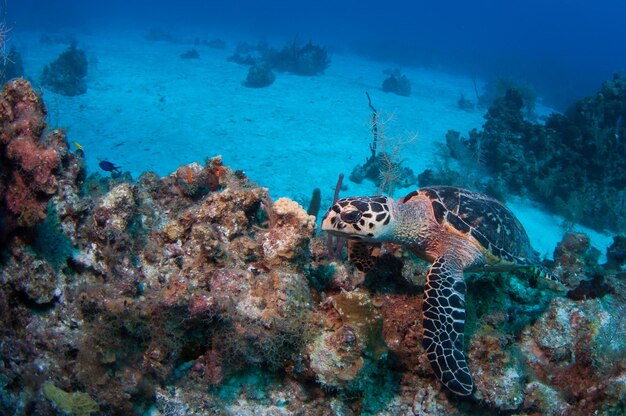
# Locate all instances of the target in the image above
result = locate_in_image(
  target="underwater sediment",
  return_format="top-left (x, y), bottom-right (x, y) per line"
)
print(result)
top-left (1, 79), bottom-right (625, 415)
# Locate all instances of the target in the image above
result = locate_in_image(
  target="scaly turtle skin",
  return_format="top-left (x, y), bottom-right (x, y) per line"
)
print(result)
top-left (321, 186), bottom-right (555, 396)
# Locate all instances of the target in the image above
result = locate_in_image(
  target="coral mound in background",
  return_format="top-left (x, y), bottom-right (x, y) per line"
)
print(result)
top-left (41, 44), bottom-right (89, 96)
top-left (423, 74), bottom-right (626, 232)
top-left (227, 38), bottom-right (329, 88)
top-left (0, 79), bottom-right (625, 415)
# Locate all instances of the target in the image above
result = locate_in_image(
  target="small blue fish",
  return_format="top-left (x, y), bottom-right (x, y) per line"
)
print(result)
top-left (99, 160), bottom-right (121, 174)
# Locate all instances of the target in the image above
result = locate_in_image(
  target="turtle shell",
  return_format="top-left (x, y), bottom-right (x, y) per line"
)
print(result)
top-left (401, 186), bottom-right (537, 266)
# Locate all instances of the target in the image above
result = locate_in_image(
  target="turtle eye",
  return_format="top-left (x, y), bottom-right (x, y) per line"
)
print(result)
top-left (340, 210), bottom-right (362, 224)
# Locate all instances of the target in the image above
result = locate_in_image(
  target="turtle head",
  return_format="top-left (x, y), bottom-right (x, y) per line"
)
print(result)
top-left (321, 196), bottom-right (395, 241)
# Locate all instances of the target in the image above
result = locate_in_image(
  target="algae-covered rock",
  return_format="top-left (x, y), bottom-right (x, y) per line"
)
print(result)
top-left (519, 297), bottom-right (626, 414)
top-left (553, 232), bottom-right (601, 287)
top-left (331, 289), bottom-right (387, 360)
top-left (43, 381), bottom-right (99, 416)
top-left (469, 333), bottom-right (523, 410)
top-left (308, 289), bottom-right (388, 390)
top-left (308, 326), bottom-right (365, 388)
top-left (92, 182), bottom-right (137, 238)
top-left (1, 243), bottom-right (60, 304)
top-left (260, 197), bottom-right (316, 265)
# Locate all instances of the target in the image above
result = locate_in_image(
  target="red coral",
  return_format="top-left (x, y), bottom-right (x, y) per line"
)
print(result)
top-left (0, 78), bottom-right (65, 232)
top-left (5, 172), bottom-right (48, 226)
top-left (6, 135), bottom-right (59, 188)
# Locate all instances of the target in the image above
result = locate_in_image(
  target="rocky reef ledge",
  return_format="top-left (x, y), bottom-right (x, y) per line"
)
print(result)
top-left (1, 79), bottom-right (625, 415)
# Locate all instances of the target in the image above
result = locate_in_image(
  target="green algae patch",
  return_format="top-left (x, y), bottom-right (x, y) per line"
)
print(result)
top-left (332, 289), bottom-right (388, 359)
top-left (43, 381), bottom-right (99, 416)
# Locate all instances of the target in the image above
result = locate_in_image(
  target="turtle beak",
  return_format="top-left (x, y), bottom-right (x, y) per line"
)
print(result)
top-left (321, 205), bottom-right (344, 233)
top-left (321, 209), bottom-right (336, 232)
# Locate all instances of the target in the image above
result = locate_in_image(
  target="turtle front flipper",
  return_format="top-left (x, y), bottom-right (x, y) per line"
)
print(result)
top-left (348, 240), bottom-right (381, 273)
top-left (422, 256), bottom-right (474, 396)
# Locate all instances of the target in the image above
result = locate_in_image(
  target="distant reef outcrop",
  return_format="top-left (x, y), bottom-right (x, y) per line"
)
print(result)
top-left (229, 38), bottom-right (330, 88)
top-left (41, 43), bottom-right (88, 96)
top-left (420, 74), bottom-right (626, 233)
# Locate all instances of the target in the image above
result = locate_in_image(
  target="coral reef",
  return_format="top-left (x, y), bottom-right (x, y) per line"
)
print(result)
top-left (553, 232), bottom-right (601, 287)
top-left (228, 38), bottom-right (329, 86)
top-left (244, 63), bottom-right (275, 88)
top-left (457, 93), bottom-right (474, 112)
top-left (349, 152), bottom-right (418, 193)
top-left (0, 78), bottom-right (82, 241)
top-left (180, 49), bottom-right (200, 59)
top-left (1, 83), bottom-right (626, 415)
top-left (478, 77), bottom-right (536, 116)
top-left (421, 74), bottom-right (626, 232)
top-left (308, 289), bottom-right (388, 391)
top-left (42, 382), bottom-right (99, 416)
top-left (1, 143), bottom-right (322, 413)
top-left (606, 235), bottom-right (626, 269)
top-left (268, 40), bottom-right (330, 76)
top-left (381, 69), bottom-right (411, 97)
top-left (519, 297), bottom-right (626, 415)
top-left (258, 196), bottom-right (316, 265)
top-left (41, 44), bottom-right (88, 96)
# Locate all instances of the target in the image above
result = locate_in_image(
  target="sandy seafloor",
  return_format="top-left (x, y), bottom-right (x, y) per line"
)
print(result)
top-left (11, 29), bottom-right (614, 260)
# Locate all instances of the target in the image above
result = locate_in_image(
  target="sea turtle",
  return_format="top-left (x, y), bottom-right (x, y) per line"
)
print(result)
top-left (321, 186), bottom-right (556, 396)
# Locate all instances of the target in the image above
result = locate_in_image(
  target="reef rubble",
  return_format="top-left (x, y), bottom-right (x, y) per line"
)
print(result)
top-left (1, 79), bottom-right (625, 415)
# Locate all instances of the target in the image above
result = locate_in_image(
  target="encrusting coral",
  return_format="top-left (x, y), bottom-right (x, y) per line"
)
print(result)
top-left (259, 196), bottom-right (316, 265)
top-left (519, 297), bottom-right (626, 415)
top-left (0, 78), bottom-right (63, 235)
top-left (308, 289), bottom-right (388, 390)
top-left (1, 77), bottom-right (626, 416)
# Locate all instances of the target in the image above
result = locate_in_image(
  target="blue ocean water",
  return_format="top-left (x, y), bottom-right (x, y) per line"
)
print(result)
top-left (6, 0), bottom-right (626, 109)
